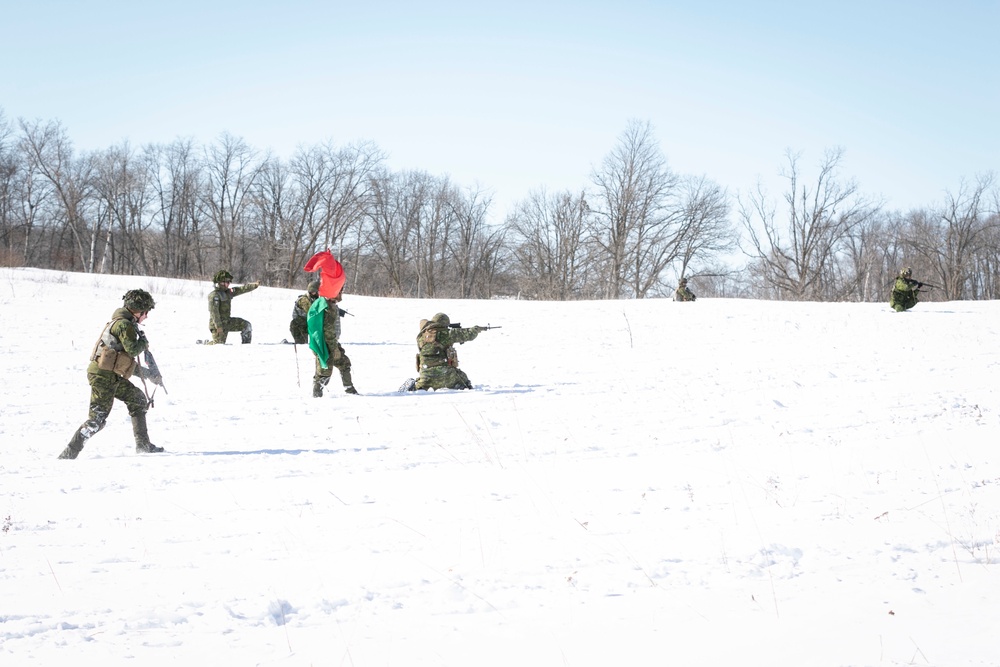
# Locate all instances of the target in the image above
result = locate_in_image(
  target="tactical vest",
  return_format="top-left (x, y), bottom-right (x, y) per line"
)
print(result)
top-left (291, 294), bottom-right (315, 320)
top-left (90, 317), bottom-right (138, 379)
top-left (416, 324), bottom-right (458, 371)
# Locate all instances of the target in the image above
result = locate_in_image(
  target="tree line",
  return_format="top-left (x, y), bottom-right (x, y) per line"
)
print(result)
top-left (1, 109), bottom-right (997, 301)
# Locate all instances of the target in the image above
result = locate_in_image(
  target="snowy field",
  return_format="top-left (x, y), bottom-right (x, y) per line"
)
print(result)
top-left (1, 267), bottom-right (998, 666)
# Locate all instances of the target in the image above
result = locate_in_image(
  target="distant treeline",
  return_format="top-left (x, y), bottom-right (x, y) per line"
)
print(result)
top-left (1, 110), bottom-right (997, 300)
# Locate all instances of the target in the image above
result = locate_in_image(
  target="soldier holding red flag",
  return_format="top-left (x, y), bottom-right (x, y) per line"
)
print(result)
top-left (303, 251), bottom-right (358, 397)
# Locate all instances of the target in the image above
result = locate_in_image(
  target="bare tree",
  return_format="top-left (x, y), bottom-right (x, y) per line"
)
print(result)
top-left (507, 188), bottom-right (589, 299)
top-left (740, 148), bottom-right (881, 300)
top-left (145, 139), bottom-right (207, 278)
top-left (18, 118), bottom-right (98, 271)
top-left (590, 119), bottom-right (680, 298)
top-left (674, 174), bottom-right (734, 282)
top-left (445, 185), bottom-right (504, 298)
top-left (0, 109), bottom-right (19, 264)
top-left (200, 133), bottom-right (265, 277)
top-left (906, 173), bottom-right (997, 300)
top-left (248, 157), bottom-right (289, 284)
top-left (91, 141), bottom-right (156, 275)
top-left (407, 176), bottom-right (453, 298)
top-left (8, 132), bottom-right (51, 267)
top-left (969, 212), bottom-right (1000, 299)
top-left (283, 141), bottom-right (383, 287)
top-left (363, 170), bottom-right (428, 295)
top-left (838, 209), bottom-right (900, 301)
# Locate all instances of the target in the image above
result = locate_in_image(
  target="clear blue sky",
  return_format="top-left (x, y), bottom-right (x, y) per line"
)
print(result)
top-left (3, 0), bottom-right (997, 219)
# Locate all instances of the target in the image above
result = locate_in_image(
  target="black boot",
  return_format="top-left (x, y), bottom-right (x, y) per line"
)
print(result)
top-left (132, 412), bottom-right (164, 454)
top-left (312, 380), bottom-right (324, 398)
top-left (344, 385), bottom-right (359, 395)
top-left (58, 428), bottom-right (87, 459)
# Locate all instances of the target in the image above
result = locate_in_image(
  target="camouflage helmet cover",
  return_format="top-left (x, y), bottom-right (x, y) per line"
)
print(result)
top-left (430, 312), bottom-right (450, 327)
top-left (307, 280), bottom-right (320, 295)
top-left (213, 269), bottom-right (233, 284)
top-left (679, 277), bottom-right (688, 286)
top-left (123, 288), bottom-right (155, 312)
top-left (899, 267), bottom-right (913, 278)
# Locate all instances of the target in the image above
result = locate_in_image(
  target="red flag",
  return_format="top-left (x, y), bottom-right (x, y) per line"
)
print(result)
top-left (303, 250), bottom-right (346, 298)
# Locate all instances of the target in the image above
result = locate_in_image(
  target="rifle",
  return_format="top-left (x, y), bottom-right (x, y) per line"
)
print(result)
top-left (338, 308), bottom-right (352, 317)
top-left (449, 323), bottom-right (502, 330)
top-left (133, 347), bottom-right (167, 409)
top-left (142, 348), bottom-right (168, 395)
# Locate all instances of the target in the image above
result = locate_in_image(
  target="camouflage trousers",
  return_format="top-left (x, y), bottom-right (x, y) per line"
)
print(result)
top-left (210, 317), bottom-right (252, 344)
top-left (415, 365), bottom-right (473, 390)
top-left (890, 292), bottom-right (918, 312)
top-left (313, 343), bottom-right (353, 389)
top-left (76, 370), bottom-right (149, 440)
top-left (289, 317), bottom-right (308, 345)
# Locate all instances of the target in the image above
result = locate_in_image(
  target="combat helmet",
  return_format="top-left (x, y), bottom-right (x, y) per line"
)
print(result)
top-left (213, 269), bottom-right (234, 284)
top-left (307, 280), bottom-right (320, 296)
top-left (430, 312), bottom-right (450, 328)
top-left (123, 288), bottom-right (155, 312)
top-left (679, 277), bottom-right (688, 286)
top-left (899, 267), bottom-right (913, 278)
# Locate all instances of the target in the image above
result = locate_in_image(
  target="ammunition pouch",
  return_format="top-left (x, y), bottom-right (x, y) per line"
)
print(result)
top-left (95, 345), bottom-right (136, 379)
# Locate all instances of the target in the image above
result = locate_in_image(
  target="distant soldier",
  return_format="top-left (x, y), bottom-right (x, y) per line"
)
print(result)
top-left (674, 277), bottom-right (696, 302)
top-left (289, 280), bottom-right (319, 344)
top-left (405, 313), bottom-right (487, 391)
top-left (206, 270), bottom-right (259, 344)
top-left (308, 286), bottom-right (358, 396)
top-left (59, 289), bottom-right (164, 459)
top-left (890, 267), bottom-right (923, 312)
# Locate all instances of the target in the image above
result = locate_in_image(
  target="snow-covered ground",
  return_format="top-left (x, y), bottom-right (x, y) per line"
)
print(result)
top-left (1, 267), bottom-right (998, 666)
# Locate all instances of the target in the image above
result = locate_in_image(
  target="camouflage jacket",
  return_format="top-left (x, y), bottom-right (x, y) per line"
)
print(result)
top-left (674, 286), bottom-right (696, 302)
top-left (892, 276), bottom-right (920, 295)
top-left (416, 323), bottom-right (480, 369)
top-left (207, 282), bottom-right (258, 329)
top-left (87, 307), bottom-right (149, 379)
top-left (890, 276), bottom-right (920, 308)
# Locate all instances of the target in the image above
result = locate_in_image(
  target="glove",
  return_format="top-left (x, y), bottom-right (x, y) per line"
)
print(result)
top-left (474, 326), bottom-right (486, 333)
top-left (136, 329), bottom-right (148, 342)
top-left (250, 281), bottom-right (261, 288)
top-left (917, 282), bottom-right (924, 288)
top-left (150, 373), bottom-right (164, 387)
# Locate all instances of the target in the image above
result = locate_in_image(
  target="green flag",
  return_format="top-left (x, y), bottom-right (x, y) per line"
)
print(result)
top-left (307, 297), bottom-right (329, 368)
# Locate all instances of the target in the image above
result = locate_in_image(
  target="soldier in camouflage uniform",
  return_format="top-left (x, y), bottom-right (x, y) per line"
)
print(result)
top-left (308, 287), bottom-right (358, 396)
top-left (890, 267), bottom-right (923, 312)
top-left (206, 269), bottom-right (260, 344)
top-left (58, 289), bottom-right (165, 459)
top-left (674, 277), bottom-right (696, 302)
top-left (407, 313), bottom-right (486, 391)
top-left (289, 281), bottom-right (319, 344)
